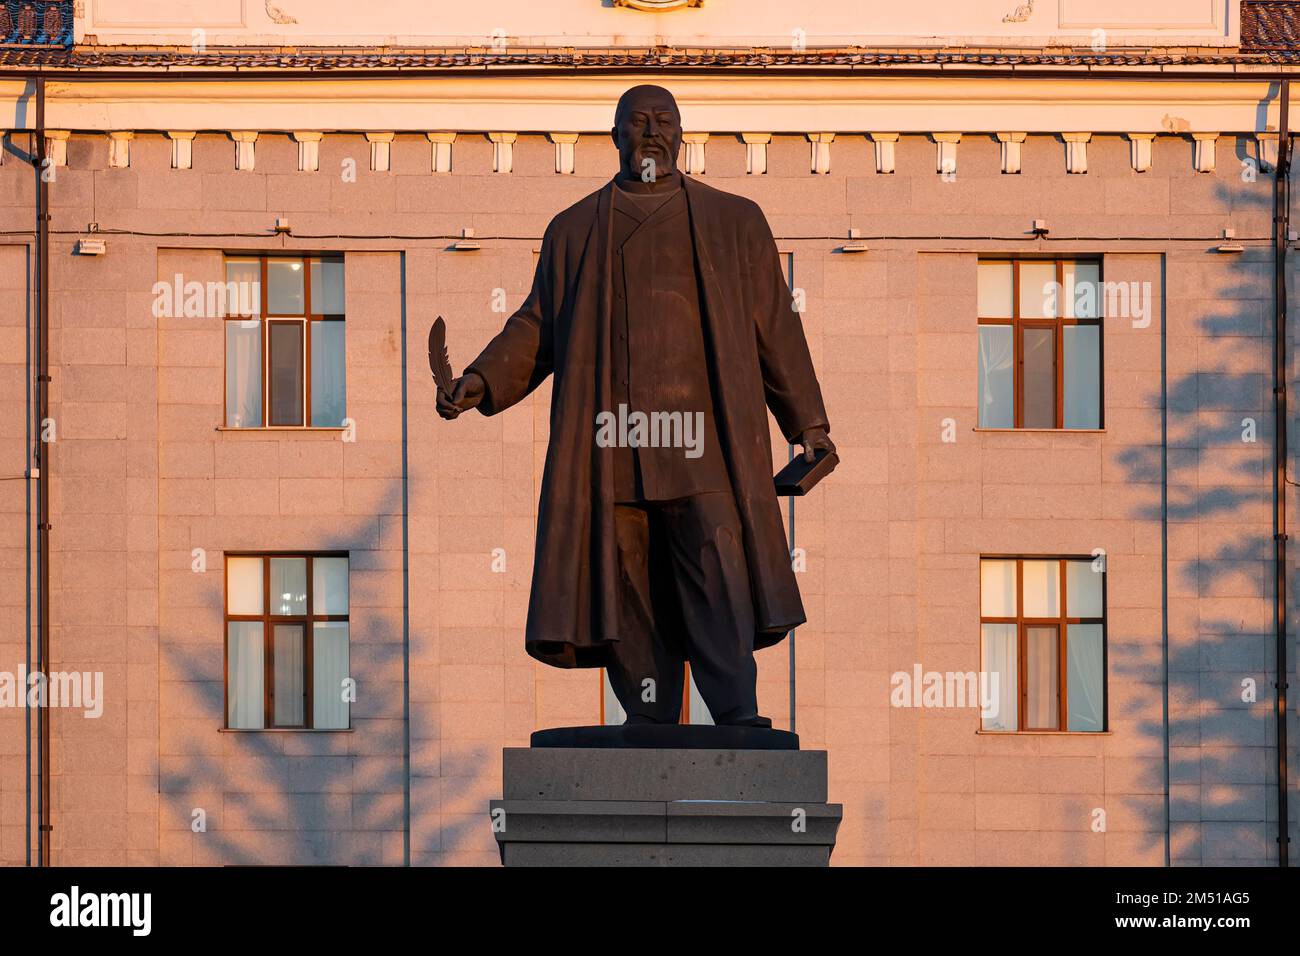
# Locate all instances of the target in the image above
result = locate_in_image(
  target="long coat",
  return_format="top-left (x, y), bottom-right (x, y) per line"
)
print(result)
top-left (467, 175), bottom-right (830, 668)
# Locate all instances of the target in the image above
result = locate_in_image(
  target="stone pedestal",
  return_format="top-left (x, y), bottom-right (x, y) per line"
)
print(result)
top-left (490, 727), bottom-right (842, 866)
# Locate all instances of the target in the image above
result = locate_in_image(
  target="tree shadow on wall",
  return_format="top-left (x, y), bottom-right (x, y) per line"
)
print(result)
top-left (1113, 164), bottom-right (1288, 866)
top-left (157, 482), bottom-right (488, 866)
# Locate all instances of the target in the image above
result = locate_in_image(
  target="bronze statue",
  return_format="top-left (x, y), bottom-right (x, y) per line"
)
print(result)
top-left (436, 85), bottom-right (833, 727)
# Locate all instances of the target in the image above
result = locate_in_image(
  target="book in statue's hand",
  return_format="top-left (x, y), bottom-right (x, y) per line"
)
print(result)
top-left (774, 448), bottom-right (839, 496)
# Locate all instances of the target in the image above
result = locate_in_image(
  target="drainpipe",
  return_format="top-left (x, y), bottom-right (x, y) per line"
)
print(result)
top-left (1273, 78), bottom-right (1292, 869)
top-left (32, 76), bottom-right (51, 868)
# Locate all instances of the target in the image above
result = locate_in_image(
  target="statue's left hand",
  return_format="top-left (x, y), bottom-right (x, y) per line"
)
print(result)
top-left (798, 427), bottom-right (836, 463)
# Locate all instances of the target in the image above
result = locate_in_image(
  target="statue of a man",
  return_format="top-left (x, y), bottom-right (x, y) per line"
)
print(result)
top-left (437, 85), bottom-right (833, 727)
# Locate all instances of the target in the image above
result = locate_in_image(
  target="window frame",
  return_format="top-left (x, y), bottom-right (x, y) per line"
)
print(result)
top-left (223, 550), bottom-right (351, 731)
top-left (977, 257), bottom-right (1105, 431)
top-left (979, 554), bottom-right (1108, 733)
top-left (222, 254), bottom-right (346, 430)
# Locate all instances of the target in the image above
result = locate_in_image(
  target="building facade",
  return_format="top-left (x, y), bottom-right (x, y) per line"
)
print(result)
top-left (0, 0), bottom-right (1297, 866)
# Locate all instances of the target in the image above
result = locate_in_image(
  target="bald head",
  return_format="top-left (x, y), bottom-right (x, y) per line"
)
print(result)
top-left (611, 84), bottom-right (683, 183)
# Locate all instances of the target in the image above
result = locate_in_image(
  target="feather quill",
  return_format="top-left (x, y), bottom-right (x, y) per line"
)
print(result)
top-left (428, 316), bottom-right (455, 399)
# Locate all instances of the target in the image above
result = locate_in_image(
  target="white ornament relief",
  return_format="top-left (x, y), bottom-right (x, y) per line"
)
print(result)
top-left (683, 133), bottom-right (709, 175)
top-left (167, 132), bottom-right (196, 171)
top-left (1193, 133), bottom-right (1219, 174)
top-left (489, 132), bottom-right (516, 174)
top-left (997, 133), bottom-right (1025, 174)
top-left (1063, 133), bottom-right (1091, 174)
top-left (870, 133), bottom-right (898, 174)
top-left (808, 133), bottom-right (834, 175)
top-left (550, 133), bottom-right (579, 175)
top-left (742, 133), bottom-right (770, 176)
top-left (428, 132), bottom-right (456, 173)
top-left (1127, 133), bottom-right (1155, 173)
top-left (1002, 0), bottom-right (1034, 23)
top-left (265, 2), bottom-right (297, 25)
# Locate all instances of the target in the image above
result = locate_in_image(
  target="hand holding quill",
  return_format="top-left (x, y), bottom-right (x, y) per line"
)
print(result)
top-left (429, 317), bottom-right (485, 420)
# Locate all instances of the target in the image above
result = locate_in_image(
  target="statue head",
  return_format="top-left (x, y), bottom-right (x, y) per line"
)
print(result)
top-left (611, 84), bottom-right (682, 183)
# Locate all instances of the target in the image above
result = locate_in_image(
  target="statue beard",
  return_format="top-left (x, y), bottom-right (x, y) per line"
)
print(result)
top-left (626, 140), bottom-right (677, 181)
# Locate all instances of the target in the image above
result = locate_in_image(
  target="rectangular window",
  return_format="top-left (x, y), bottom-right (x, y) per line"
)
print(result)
top-left (979, 556), bottom-right (1106, 733)
top-left (600, 666), bottom-right (714, 725)
top-left (224, 553), bottom-right (351, 730)
top-left (223, 255), bottom-right (346, 428)
top-left (977, 259), bottom-right (1102, 430)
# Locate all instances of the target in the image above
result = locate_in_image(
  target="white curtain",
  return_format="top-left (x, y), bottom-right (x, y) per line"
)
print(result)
top-left (980, 623), bottom-right (1017, 731)
top-left (1067, 624), bottom-right (1105, 732)
top-left (225, 321), bottom-right (262, 427)
top-left (227, 622), bottom-right (264, 729)
top-left (602, 670), bottom-right (625, 725)
top-left (313, 557), bottom-right (349, 615)
top-left (978, 326), bottom-right (1014, 427)
top-left (1025, 625), bottom-right (1059, 729)
top-left (313, 623), bottom-right (350, 730)
top-left (688, 668), bottom-right (714, 725)
top-left (311, 320), bottom-right (346, 427)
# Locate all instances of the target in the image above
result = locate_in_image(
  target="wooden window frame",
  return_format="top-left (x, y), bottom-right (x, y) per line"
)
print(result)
top-left (222, 254), bottom-right (346, 429)
top-left (224, 551), bottom-right (351, 731)
top-left (978, 258), bottom-right (1105, 430)
top-left (979, 555), bottom-right (1108, 733)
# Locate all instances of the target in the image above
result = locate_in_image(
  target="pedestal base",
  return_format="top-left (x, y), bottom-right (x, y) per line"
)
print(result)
top-left (491, 734), bottom-right (842, 866)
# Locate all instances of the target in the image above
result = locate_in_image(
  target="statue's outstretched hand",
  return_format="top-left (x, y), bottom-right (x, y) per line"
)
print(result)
top-left (436, 372), bottom-right (485, 420)
top-left (798, 426), bottom-right (836, 463)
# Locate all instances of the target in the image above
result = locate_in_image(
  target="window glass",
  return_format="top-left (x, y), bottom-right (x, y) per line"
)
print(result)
top-left (268, 322), bottom-right (305, 426)
top-left (978, 325), bottom-right (1014, 428)
top-left (269, 558), bottom-right (307, 615)
top-left (1066, 559), bottom-right (1104, 617)
top-left (267, 258), bottom-right (305, 314)
top-left (313, 557), bottom-right (350, 615)
top-left (225, 258), bottom-right (261, 316)
top-left (1022, 560), bottom-right (1060, 617)
top-left (977, 261), bottom-right (1013, 318)
top-left (1063, 325), bottom-right (1100, 429)
top-left (313, 622), bottom-right (351, 730)
top-left (273, 625), bottom-right (306, 727)
top-left (311, 320), bottom-right (347, 427)
top-left (1018, 262), bottom-right (1058, 318)
top-left (980, 623), bottom-right (1018, 732)
top-left (980, 559), bottom-right (1017, 617)
top-left (1021, 326), bottom-right (1056, 428)
top-left (1067, 624), bottom-right (1105, 731)
top-left (227, 622), bottom-right (264, 729)
top-left (1064, 260), bottom-right (1101, 319)
top-left (311, 259), bottom-right (346, 315)
top-left (1025, 624), bottom-right (1060, 729)
top-left (227, 556), bottom-right (263, 614)
top-left (224, 321), bottom-right (262, 428)
top-left (602, 670), bottom-right (626, 726)
top-left (687, 668), bottom-right (714, 725)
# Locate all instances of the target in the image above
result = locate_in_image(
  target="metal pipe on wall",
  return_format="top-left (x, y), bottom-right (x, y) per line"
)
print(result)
top-left (33, 75), bottom-right (51, 868)
top-left (1272, 78), bottom-right (1292, 869)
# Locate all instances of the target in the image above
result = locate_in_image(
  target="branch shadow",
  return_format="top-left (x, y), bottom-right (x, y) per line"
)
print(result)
top-left (1113, 163), bottom-right (1286, 866)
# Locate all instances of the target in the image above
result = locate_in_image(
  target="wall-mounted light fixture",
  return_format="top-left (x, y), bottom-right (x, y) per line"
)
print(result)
top-left (1217, 228), bottom-right (1244, 253)
top-left (840, 227), bottom-right (868, 254)
top-left (453, 227), bottom-right (481, 251)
